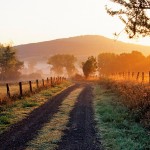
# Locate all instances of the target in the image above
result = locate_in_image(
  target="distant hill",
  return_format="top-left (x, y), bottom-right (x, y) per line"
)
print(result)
top-left (15, 35), bottom-right (150, 62)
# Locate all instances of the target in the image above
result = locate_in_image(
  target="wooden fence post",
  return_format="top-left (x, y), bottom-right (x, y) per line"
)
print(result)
top-left (53, 77), bottom-right (55, 86)
top-left (50, 77), bottom-right (53, 86)
top-left (42, 79), bottom-right (44, 87)
top-left (29, 81), bottom-right (32, 93)
top-left (132, 72), bottom-right (134, 78)
top-left (47, 77), bottom-right (49, 85)
top-left (19, 82), bottom-right (23, 97)
top-left (149, 71), bottom-right (150, 84)
top-left (6, 83), bottom-right (10, 98)
top-left (36, 79), bottom-right (39, 88)
top-left (142, 72), bottom-right (144, 83)
top-left (136, 72), bottom-right (140, 81)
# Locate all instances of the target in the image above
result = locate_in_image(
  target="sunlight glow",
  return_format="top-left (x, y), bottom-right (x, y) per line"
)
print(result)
top-left (0, 0), bottom-right (149, 46)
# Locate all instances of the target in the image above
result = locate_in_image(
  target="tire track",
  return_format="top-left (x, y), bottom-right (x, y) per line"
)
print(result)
top-left (57, 84), bottom-right (102, 150)
top-left (0, 84), bottom-right (79, 150)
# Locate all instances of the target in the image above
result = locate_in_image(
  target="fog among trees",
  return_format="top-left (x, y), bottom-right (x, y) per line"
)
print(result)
top-left (47, 54), bottom-right (77, 77)
top-left (98, 51), bottom-right (150, 74)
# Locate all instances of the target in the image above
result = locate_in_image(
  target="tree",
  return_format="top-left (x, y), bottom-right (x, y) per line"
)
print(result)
top-left (47, 54), bottom-right (77, 77)
top-left (0, 44), bottom-right (23, 81)
top-left (106, 0), bottom-right (150, 38)
top-left (97, 51), bottom-right (149, 74)
top-left (98, 53), bottom-right (117, 74)
top-left (82, 56), bottom-right (97, 78)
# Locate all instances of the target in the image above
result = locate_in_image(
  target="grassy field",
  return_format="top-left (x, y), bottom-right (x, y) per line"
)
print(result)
top-left (99, 78), bottom-right (150, 128)
top-left (94, 83), bottom-right (150, 150)
top-left (0, 81), bottom-right (71, 134)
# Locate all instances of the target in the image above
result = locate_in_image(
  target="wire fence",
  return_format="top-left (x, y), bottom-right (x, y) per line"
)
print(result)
top-left (0, 77), bottom-right (66, 103)
top-left (108, 71), bottom-right (150, 84)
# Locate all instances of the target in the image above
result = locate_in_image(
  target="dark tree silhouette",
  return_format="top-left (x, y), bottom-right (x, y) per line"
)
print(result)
top-left (106, 0), bottom-right (150, 38)
top-left (0, 44), bottom-right (23, 81)
top-left (82, 56), bottom-right (97, 78)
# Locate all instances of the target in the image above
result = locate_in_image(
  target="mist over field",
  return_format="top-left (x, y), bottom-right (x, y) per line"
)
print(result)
top-left (15, 35), bottom-right (150, 79)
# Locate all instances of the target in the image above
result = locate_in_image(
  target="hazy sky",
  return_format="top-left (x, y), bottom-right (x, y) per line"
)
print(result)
top-left (0, 0), bottom-right (150, 46)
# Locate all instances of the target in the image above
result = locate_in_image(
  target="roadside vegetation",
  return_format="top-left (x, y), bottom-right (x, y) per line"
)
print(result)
top-left (94, 81), bottom-right (150, 150)
top-left (0, 81), bottom-right (71, 134)
top-left (99, 78), bottom-right (150, 128)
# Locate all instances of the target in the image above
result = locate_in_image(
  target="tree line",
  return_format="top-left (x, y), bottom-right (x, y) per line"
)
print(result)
top-left (83, 51), bottom-right (150, 77)
top-left (1, 44), bottom-right (150, 81)
top-left (98, 51), bottom-right (150, 75)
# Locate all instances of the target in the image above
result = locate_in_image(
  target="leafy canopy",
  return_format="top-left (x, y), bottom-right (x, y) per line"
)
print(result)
top-left (47, 54), bottom-right (77, 77)
top-left (0, 44), bottom-right (23, 81)
top-left (106, 0), bottom-right (150, 38)
top-left (98, 51), bottom-right (149, 74)
top-left (82, 56), bottom-right (97, 78)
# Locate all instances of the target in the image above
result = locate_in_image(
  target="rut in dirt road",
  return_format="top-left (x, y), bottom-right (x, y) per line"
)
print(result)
top-left (57, 84), bottom-right (102, 150)
top-left (0, 84), bottom-right (79, 150)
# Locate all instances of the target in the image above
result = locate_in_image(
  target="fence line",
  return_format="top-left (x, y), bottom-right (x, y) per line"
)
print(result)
top-left (109, 71), bottom-right (150, 84)
top-left (3, 77), bottom-right (66, 99)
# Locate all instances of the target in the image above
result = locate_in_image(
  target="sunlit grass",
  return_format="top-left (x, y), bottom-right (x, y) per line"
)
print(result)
top-left (0, 80), bottom-right (50, 101)
top-left (99, 78), bottom-right (150, 128)
top-left (26, 87), bottom-right (83, 150)
top-left (0, 81), bottom-right (72, 134)
top-left (94, 84), bottom-right (150, 150)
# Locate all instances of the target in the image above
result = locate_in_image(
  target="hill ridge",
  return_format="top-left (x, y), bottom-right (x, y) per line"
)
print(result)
top-left (15, 35), bottom-right (150, 62)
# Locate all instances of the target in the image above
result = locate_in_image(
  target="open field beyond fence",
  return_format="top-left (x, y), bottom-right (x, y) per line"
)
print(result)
top-left (0, 77), bottom-right (66, 103)
top-left (109, 71), bottom-right (150, 84)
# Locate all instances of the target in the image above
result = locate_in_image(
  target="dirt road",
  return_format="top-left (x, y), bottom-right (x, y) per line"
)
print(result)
top-left (56, 84), bottom-right (101, 150)
top-left (0, 83), bottom-right (102, 150)
top-left (0, 84), bottom-right (79, 150)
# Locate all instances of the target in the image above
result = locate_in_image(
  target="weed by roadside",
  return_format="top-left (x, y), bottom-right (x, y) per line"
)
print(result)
top-left (94, 84), bottom-right (150, 150)
top-left (99, 78), bottom-right (150, 129)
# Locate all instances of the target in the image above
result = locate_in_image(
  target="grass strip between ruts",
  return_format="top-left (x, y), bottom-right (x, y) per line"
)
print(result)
top-left (26, 87), bottom-right (84, 150)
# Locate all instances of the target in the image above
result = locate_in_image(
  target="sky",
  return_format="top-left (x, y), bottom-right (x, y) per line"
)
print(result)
top-left (0, 0), bottom-right (150, 46)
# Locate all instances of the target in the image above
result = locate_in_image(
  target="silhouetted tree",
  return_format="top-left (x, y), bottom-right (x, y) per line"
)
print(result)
top-left (0, 44), bottom-right (23, 81)
top-left (82, 56), bottom-right (97, 78)
top-left (106, 0), bottom-right (150, 38)
top-left (47, 54), bottom-right (77, 77)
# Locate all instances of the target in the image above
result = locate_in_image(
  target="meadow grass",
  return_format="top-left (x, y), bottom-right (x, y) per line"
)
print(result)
top-left (26, 87), bottom-right (84, 150)
top-left (0, 81), bottom-right (72, 134)
top-left (94, 84), bottom-right (150, 150)
top-left (99, 78), bottom-right (150, 129)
